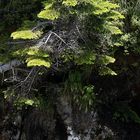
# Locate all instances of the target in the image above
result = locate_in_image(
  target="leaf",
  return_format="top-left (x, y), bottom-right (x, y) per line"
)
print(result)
top-left (43, 2), bottom-right (54, 10)
top-left (27, 47), bottom-right (49, 58)
top-left (38, 9), bottom-right (60, 20)
top-left (105, 55), bottom-right (116, 63)
top-left (25, 99), bottom-right (34, 106)
top-left (11, 30), bottom-right (42, 39)
top-left (99, 66), bottom-right (117, 76)
top-left (99, 55), bottom-right (116, 65)
top-left (108, 10), bottom-right (125, 20)
top-left (62, 0), bottom-right (78, 6)
top-left (113, 42), bottom-right (123, 46)
top-left (93, 1), bottom-right (119, 15)
top-left (26, 58), bottom-right (51, 67)
top-left (105, 25), bottom-right (123, 34)
top-left (75, 51), bottom-right (96, 65)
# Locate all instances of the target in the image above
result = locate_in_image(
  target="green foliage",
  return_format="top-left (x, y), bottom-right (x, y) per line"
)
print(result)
top-left (92, 1), bottom-right (119, 15)
top-left (5, 0), bottom-right (125, 112)
top-left (3, 88), bottom-right (15, 101)
top-left (1, 1), bottom-right (140, 136)
top-left (98, 55), bottom-right (116, 65)
top-left (99, 66), bottom-right (117, 75)
top-left (107, 10), bottom-right (125, 20)
top-left (11, 30), bottom-right (42, 40)
top-left (3, 87), bottom-right (40, 110)
top-left (15, 98), bottom-right (36, 106)
top-left (105, 23), bottom-right (123, 34)
top-left (9, 0), bottom-right (124, 72)
top-left (64, 71), bottom-right (96, 111)
top-left (27, 47), bottom-right (49, 58)
top-left (62, 0), bottom-right (77, 6)
top-left (38, 9), bottom-right (60, 20)
top-left (0, 0), bottom-right (43, 63)
top-left (26, 58), bottom-right (51, 67)
top-left (113, 104), bottom-right (140, 124)
top-left (79, 85), bottom-right (96, 111)
top-left (75, 51), bottom-right (96, 65)
top-left (13, 47), bottom-right (51, 67)
top-left (26, 47), bottom-right (51, 67)
top-left (115, 0), bottom-right (140, 55)
top-left (14, 97), bottom-right (40, 110)
top-left (96, 55), bottom-right (117, 75)
top-left (1, 0), bottom-right (131, 113)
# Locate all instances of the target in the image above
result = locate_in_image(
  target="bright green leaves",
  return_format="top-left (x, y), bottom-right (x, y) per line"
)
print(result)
top-left (83, 0), bottom-right (124, 36)
top-left (104, 21), bottom-right (123, 35)
top-left (37, 0), bottom-right (78, 20)
top-left (24, 99), bottom-right (34, 106)
top-left (64, 71), bottom-right (96, 111)
top-left (106, 25), bottom-right (123, 34)
top-left (27, 47), bottom-right (49, 58)
top-left (9, 0), bottom-right (122, 77)
top-left (93, 1), bottom-right (119, 15)
top-left (38, 9), bottom-right (60, 20)
top-left (98, 55), bottom-right (117, 75)
top-left (99, 55), bottom-right (116, 65)
top-left (11, 20), bottom-right (43, 39)
top-left (37, 0), bottom-right (60, 20)
top-left (62, 0), bottom-right (78, 6)
top-left (14, 47), bottom-right (51, 68)
top-left (26, 58), bottom-right (51, 67)
top-left (75, 51), bottom-right (96, 65)
top-left (99, 66), bottom-right (117, 75)
top-left (26, 47), bottom-right (51, 68)
top-left (71, 52), bottom-right (117, 76)
top-left (15, 97), bottom-right (40, 108)
top-left (11, 30), bottom-right (42, 40)
top-left (80, 85), bottom-right (96, 111)
top-left (108, 10), bottom-right (125, 20)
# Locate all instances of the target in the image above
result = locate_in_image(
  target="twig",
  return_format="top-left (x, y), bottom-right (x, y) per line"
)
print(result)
top-left (51, 31), bottom-right (67, 45)
top-left (32, 21), bottom-right (54, 31)
top-left (27, 67), bottom-right (40, 94)
top-left (45, 32), bottom-right (53, 44)
top-left (13, 68), bottom-right (34, 90)
top-left (21, 68), bottom-right (34, 83)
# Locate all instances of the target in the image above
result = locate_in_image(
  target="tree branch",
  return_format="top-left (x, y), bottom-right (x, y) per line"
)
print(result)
top-left (0, 60), bottom-right (21, 73)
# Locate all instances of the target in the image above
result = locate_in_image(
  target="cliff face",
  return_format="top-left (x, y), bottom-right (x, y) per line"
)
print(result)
top-left (1, 69), bottom-right (140, 140)
top-left (20, 97), bottom-right (115, 140)
top-left (0, 90), bottom-right (114, 140)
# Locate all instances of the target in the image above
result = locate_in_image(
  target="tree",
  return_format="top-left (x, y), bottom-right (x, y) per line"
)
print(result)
top-left (1, 0), bottom-right (140, 139)
top-left (8, 0), bottom-right (124, 108)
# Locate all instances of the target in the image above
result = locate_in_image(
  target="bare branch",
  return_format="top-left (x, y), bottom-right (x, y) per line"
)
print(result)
top-left (7, 40), bottom-right (38, 45)
top-left (0, 60), bottom-right (21, 73)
